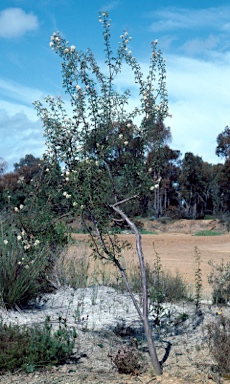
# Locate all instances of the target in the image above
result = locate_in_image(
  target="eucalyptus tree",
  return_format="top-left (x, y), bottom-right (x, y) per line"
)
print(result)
top-left (34, 12), bottom-right (169, 375)
top-left (178, 152), bottom-right (204, 218)
top-left (0, 157), bottom-right (7, 176)
top-left (216, 126), bottom-right (230, 159)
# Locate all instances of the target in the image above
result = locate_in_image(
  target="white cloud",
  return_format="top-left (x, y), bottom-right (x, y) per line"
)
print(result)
top-left (0, 78), bottom-right (44, 105)
top-left (165, 54), bottom-right (230, 163)
top-left (0, 78), bottom-right (47, 170)
top-left (181, 35), bottom-right (219, 55)
top-left (148, 6), bottom-right (230, 33)
top-left (0, 109), bottom-right (44, 171)
top-left (0, 8), bottom-right (39, 38)
top-left (100, 1), bottom-right (119, 12)
top-left (99, 52), bottom-right (229, 164)
top-left (0, 78), bottom-right (47, 120)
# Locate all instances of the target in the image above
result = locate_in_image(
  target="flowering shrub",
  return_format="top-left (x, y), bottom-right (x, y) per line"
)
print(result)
top-left (0, 223), bottom-right (44, 308)
top-left (33, 12), bottom-right (170, 375)
top-left (0, 161), bottom-right (71, 308)
top-left (33, 12), bottom-right (168, 218)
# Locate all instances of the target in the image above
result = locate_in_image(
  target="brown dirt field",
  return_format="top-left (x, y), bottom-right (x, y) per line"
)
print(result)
top-left (68, 219), bottom-right (230, 299)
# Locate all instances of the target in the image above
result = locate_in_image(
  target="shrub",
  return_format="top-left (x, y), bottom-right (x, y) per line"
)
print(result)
top-left (194, 247), bottom-right (202, 311)
top-left (161, 270), bottom-right (189, 301)
top-left (208, 260), bottom-right (230, 305)
top-left (0, 231), bottom-right (47, 309)
top-left (0, 213), bottom-right (63, 309)
top-left (128, 262), bottom-right (188, 302)
top-left (0, 316), bottom-right (77, 373)
top-left (110, 345), bottom-right (139, 374)
top-left (206, 315), bottom-right (230, 374)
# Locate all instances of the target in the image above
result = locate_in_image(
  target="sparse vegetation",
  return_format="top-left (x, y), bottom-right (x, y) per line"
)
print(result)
top-left (110, 261), bottom-right (189, 305)
top-left (0, 316), bottom-right (77, 373)
top-left (206, 315), bottom-right (230, 374)
top-left (194, 230), bottom-right (223, 236)
top-left (194, 247), bottom-right (202, 312)
top-left (55, 251), bottom-right (90, 289)
top-left (208, 260), bottom-right (230, 305)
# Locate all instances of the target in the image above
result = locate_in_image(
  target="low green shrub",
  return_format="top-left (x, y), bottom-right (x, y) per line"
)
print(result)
top-left (139, 229), bottom-right (158, 235)
top-left (0, 316), bottom-right (77, 373)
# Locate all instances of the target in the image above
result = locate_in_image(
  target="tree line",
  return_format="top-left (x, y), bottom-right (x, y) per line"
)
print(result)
top-left (0, 124), bottom-right (229, 221)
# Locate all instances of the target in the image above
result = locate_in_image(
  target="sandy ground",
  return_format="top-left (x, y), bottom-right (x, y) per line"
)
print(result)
top-left (1, 285), bottom-right (230, 384)
top-left (69, 230), bottom-right (230, 299)
top-left (1, 220), bottom-right (230, 384)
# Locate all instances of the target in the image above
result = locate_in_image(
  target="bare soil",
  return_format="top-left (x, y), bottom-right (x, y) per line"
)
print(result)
top-left (69, 219), bottom-right (230, 298)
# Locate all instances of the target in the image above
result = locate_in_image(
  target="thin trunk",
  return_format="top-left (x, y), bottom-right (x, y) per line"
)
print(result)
top-left (111, 203), bottom-right (162, 375)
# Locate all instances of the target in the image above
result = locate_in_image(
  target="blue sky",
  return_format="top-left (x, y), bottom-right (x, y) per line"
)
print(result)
top-left (0, 0), bottom-right (229, 171)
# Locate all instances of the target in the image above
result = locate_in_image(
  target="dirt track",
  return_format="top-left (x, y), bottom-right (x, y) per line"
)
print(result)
top-left (70, 226), bottom-right (230, 299)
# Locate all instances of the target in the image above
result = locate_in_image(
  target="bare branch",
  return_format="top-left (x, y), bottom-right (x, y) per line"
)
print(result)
top-left (112, 194), bottom-right (139, 207)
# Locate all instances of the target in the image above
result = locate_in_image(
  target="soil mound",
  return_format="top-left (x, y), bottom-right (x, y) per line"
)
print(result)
top-left (144, 219), bottom-right (227, 234)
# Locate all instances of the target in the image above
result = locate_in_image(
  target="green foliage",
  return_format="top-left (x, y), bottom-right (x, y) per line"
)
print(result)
top-left (0, 154), bottom-right (73, 309)
top-left (217, 159), bottom-right (230, 213)
top-left (14, 154), bottom-right (40, 171)
top-left (208, 260), bottom-right (230, 305)
top-left (0, 316), bottom-right (77, 373)
top-left (178, 152), bottom-right (216, 219)
top-left (33, 12), bottom-right (169, 233)
top-left (216, 126), bottom-right (230, 159)
top-left (0, 221), bottom-right (44, 308)
top-left (139, 228), bottom-right (158, 234)
top-left (0, 209), bottom-right (70, 309)
top-left (194, 230), bottom-right (223, 236)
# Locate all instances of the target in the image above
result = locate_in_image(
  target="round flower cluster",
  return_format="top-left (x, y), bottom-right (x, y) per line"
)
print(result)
top-left (15, 229), bottom-right (40, 250)
top-left (63, 191), bottom-right (71, 199)
top-left (14, 204), bottom-right (24, 212)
